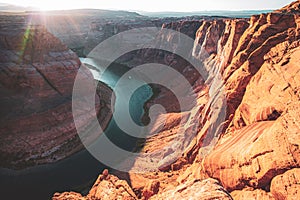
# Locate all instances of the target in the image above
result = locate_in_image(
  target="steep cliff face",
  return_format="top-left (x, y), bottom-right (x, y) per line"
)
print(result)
top-left (161, 2), bottom-right (300, 198)
top-left (0, 17), bottom-right (113, 169)
top-left (54, 1), bottom-right (300, 199)
top-left (200, 8), bottom-right (300, 196)
top-left (177, 2), bottom-right (300, 199)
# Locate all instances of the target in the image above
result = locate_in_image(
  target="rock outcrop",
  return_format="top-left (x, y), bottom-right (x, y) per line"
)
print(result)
top-left (53, 170), bottom-right (232, 200)
top-left (53, 170), bottom-right (138, 200)
top-left (0, 17), bottom-right (114, 169)
top-left (150, 178), bottom-right (232, 200)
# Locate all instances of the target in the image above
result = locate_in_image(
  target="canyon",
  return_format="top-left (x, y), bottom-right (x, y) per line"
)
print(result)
top-left (0, 15), bottom-right (114, 169)
top-left (0, 1), bottom-right (299, 200)
top-left (53, 1), bottom-right (300, 199)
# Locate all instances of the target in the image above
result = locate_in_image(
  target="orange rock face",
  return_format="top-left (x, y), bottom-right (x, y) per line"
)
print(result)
top-left (53, 170), bottom-right (138, 200)
top-left (231, 188), bottom-right (275, 200)
top-left (53, 192), bottom-right (86, 200)
top-left (270, 168), bottom-right (300, 200)
top-left (87, 173), bottom-right (137, 200)
top-left (202, 12), bottom-right (300, 194)
top-left (150, 178), bottom-right (232, 200)
top-left (139, 1), bottom-right (300, 198)
top-left (142, 180), bottom-right (160, 200)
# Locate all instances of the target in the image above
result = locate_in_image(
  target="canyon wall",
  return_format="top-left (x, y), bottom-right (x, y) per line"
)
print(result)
top-left (24, 10), bottom-right (224, 57)
top-left (197, 4), bottom-right (300, 197)
top-left (145, 1), bottom-right (300, 199)
top-left (0, 16), bottom-right (114, 169)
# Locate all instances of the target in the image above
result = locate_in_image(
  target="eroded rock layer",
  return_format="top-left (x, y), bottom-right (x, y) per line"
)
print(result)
top-left (136, 2), bottom-right (300, 199)
top-left (0, 18), bottom-right (113, 169)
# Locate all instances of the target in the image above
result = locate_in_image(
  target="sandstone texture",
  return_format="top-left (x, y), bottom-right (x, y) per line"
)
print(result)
top-left (53, 170), bottom-right (138, 200)
top-left (270, 168), bottom-right (300, 200)
top-left (150, 178), bottom-right (232, 200)
top-left (202, 7), bottom-right (300, 195)
top-left (231, 188), bottom-right (276, 200)
top-left (0, 16), bottom-right (114, 169)
top-left (12, 0), bottom-right (297, 199)
top-left (128, 1), bottom-right (300, 199)
top-left (53, 170), bottom-right (232, 200)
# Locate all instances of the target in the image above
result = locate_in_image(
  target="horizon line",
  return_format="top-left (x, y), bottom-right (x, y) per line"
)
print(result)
top-left (0, 2), bottom-right (275, 13)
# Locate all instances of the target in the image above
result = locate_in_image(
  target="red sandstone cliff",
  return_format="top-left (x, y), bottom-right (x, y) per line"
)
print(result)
top-left (51, 0), bottom-right (300, 199)
top-left (0, 17), bottom-right (114, 169)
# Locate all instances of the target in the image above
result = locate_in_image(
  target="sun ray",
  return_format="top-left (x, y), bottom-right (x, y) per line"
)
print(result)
top-left (19, 18), bottom-right (33, 63)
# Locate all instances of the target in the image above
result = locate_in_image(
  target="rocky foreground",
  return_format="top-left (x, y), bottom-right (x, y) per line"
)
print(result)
top-left (53, 1), bottom-right (300, 200)
top-left (0, 16), bottom-right (114, 169)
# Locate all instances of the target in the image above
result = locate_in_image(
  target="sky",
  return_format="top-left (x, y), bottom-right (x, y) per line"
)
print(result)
top-left (0, 0), bottom-right (295, 12)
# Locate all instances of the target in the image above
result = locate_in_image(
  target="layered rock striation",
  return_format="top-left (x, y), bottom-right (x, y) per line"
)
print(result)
top-left (0, 17), bottom-right (114, 169)
top-left (135, 2), bottom-right (300, 199)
